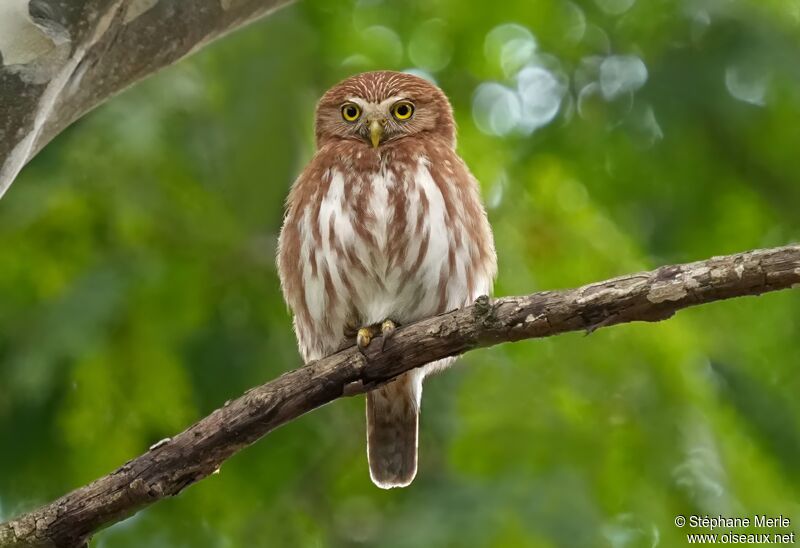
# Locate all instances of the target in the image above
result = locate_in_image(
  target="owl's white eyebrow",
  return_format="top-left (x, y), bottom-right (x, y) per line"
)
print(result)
top-left (345, 97), bottom-right (368, 108)
top-left (344, 96), bottom-right (405, 108)
top-left (379, 96), bottom-right (404, 107)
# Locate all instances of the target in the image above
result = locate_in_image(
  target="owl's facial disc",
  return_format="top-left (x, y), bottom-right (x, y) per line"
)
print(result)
top-left (315, 71), bottom-right (456, 150)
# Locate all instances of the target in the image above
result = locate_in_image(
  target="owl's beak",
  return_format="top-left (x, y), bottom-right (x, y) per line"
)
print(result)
top-left (369, 119), bottom-right (384, 148)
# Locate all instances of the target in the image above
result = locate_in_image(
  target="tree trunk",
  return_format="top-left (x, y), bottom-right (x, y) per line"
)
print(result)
top-left (0, 0), bottom-right (293, 199)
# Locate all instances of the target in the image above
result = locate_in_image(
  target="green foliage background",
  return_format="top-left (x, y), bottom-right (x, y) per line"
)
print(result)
top-left (2, 0), bottom-right (800, 546)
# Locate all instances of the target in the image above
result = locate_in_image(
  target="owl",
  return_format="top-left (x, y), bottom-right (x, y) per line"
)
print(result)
top-left (277, 71), bottom-right (496, 488)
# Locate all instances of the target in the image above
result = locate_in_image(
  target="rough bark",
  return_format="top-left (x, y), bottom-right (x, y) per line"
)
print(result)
top-left (0, 0), bottom-right (294, 199)
top-left (1, 244), bottom-right (799, 547)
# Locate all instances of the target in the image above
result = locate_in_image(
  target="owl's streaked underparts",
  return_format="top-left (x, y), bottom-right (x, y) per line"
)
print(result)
top-left (277, 71), bottom-right (497, 488)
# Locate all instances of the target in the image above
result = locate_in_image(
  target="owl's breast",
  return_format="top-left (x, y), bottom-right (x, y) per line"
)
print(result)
top-left (311, 158), bottom-right (479, 327)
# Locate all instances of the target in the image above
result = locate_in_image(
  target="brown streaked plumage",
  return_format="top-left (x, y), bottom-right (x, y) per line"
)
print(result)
top-left (277, 71), bottom-right (496, 488)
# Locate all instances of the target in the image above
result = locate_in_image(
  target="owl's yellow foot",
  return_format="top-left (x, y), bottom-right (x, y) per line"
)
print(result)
top-left (357, 327), bottom-right (374, 354)
top-left (380, 319), bottom-right (397, 351)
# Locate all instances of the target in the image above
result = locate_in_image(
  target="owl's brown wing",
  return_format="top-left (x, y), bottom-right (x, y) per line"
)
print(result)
top-left (276, 149), bottom-right (338, 363)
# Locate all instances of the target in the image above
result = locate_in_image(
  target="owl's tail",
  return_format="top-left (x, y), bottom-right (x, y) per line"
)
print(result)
top-left (366, 372), bottom-right (420, 489)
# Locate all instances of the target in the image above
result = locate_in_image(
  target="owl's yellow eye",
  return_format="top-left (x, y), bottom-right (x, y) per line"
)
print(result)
top-left (392, 101), bottom-right (414, 120)
top-left (341, 103), bottom-right (361, 122)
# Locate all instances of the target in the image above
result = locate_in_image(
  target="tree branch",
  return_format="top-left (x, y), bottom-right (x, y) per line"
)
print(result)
top-left (0, 0), bottom-right (294, 199)
top-left (2, 244), bottom-right (799, 547)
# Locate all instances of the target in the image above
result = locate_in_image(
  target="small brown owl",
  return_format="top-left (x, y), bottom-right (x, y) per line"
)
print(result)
top-left (277, 71), bottom-right (496, 488)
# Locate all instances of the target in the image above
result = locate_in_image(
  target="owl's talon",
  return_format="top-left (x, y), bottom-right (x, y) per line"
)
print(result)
top-left (357, 327), bottom-right (373, 354)
top-left (380, 319), bottom-right (397, 351)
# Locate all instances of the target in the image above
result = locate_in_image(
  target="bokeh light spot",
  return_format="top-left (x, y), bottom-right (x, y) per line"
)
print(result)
top-left (563, 2), bottom-right (587, 43)
top-left (484, 23), bottom-right (537, 77)
top-left (360, 25), bottom-right (403, 66)
top-left (472, 82), bottom-right (521, 136)
top-left (516, 65), bottom-right (567, 133)
top-left (408, 19), bottom-right (452, 72)
top-left (599, 55), bottom-right (648, 100)
top-left (725, 64), bottom-right (768, 106)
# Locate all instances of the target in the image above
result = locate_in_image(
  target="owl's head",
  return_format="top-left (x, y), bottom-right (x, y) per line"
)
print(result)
top-left (315, 71), bottom-right (456, 150)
